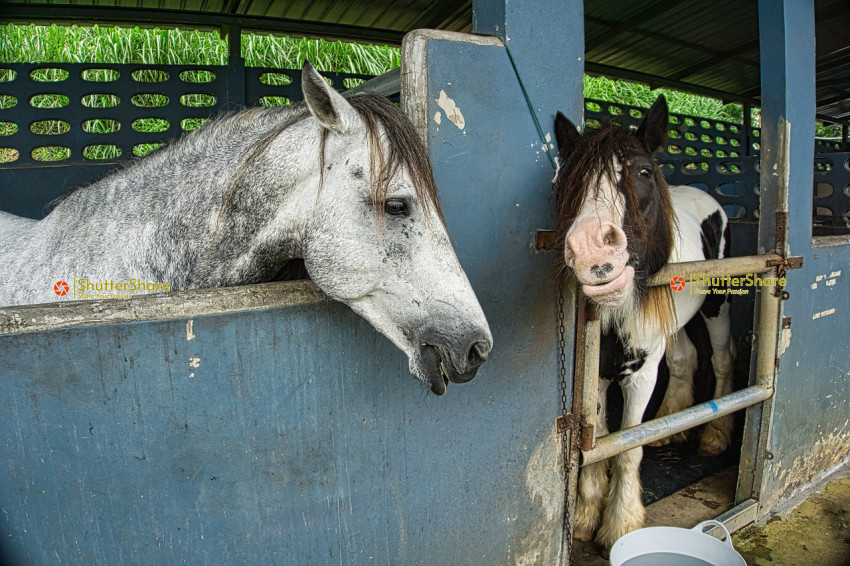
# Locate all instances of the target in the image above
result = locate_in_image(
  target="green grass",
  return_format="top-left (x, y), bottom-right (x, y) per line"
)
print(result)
top-left (0, 23), bottom-right (840, 163)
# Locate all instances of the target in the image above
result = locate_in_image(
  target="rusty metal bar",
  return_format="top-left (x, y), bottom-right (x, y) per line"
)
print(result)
top-left (580, 264), bottom-right (783, 465)
top-left (647, 253), bottom-right (782, 287)
top-left (580, 300), bottom-right (601, 450)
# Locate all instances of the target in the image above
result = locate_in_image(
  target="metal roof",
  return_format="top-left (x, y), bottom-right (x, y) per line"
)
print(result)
top-left (3, 0), bottom-right (849, 123)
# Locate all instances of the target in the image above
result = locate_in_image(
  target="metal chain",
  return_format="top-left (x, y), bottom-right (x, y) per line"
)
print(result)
top-left (557, 283), bottom-right (573, 560)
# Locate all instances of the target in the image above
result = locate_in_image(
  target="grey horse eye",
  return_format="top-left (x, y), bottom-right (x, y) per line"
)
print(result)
top-left (385, 199), bottom-right (408, 216)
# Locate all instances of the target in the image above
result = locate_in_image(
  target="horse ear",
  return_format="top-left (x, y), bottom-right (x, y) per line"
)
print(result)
top-left (554, 111), bottom-right (582, 160)
top-left (636, 94), bottom-right (669, 153)
top-left (301, 61), bottom-right (357, 134)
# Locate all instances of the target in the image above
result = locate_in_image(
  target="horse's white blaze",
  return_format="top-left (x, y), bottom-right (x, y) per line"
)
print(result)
top-left (564, 161), bottom-right (634, 306)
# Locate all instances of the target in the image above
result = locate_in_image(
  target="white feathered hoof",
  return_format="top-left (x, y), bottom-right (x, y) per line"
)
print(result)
top-left (647, 431), bottom-right (688, 447)
top-left (698, 415), bottom-right (733, 456)
top-left (595, 508), bottom-right (645, 550)
top-left (573, 498), bottom-right (602, 542)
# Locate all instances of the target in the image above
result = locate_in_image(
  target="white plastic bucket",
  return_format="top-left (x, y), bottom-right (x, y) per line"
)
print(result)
top-left (609, 520), bottom-right (746, 566)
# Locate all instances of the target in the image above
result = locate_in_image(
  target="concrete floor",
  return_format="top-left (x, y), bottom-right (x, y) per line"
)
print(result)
top-left (570, 467), bottom-right (850, 566)
top-left (733, 473), bottom-right (850, 566)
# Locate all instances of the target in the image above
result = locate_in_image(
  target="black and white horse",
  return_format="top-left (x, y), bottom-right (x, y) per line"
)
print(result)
top-left (0, 62), bottom-right (492, 396)
top-left (554, 95), bottom-right (735, 548)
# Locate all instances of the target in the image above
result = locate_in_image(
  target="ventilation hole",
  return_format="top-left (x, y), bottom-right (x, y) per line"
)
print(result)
top-left (31, 120), bottom-right (70, 135)
top-left (845, 158), bottom-right (850, 172)
top-left (668, 130), bottom-right (681, 139)
top-left (658, 163), bottom-right (675, 176)
top-left (700, 120), bottom-right (711, 129)
top-left (685, 147), bottom-right (697, 156)
top-left (629, 109), bottom-right (643, 119)
top-left (754, 161), bottom-right (761, 173)
top-left (668, 115), bottom-right (678, 124)
top-left (753, 208), bottom-right (760, 219)
top-left (715, 123), bottom-right (725, 131)
top-left (666, 145), bottom-right (681, 154)
top-left (585, 101), bottom-right (601, 113)
top-left (754, 184), bottom-right (760, 195)
top-left (82, 119), bottom-right (121, 134)
top-left (180, 94), bottom-right (216, 108)
top-left (730, 138), bottom-right (741, 147)
top-left (814, 206), bottom-right (833, 219)
top-left (30, 68), bottom-right (69, 82)
top-left (0, 69), bottom-right (16, 82)
top-left (685, 132), bottom-right (697, 141)
top-left (181, 118), bottom-right (210, 131)
top-left (701, 134), bottom-right (713, 144)
top-left (585, 118), bottom-right (601, 130)
top-left (343, 78), bottom-right (364, 89)
top-left (132, 69), bottom-right (169, 83)
top-left (730, 151), bottom-right (740, 158)
top-left (715, 150), bottom-right (727, 158)
top-left (753, 129), bottom-right (760, 138)
top-left (722, 204), bottom-right (746, 219)
top-left (752, 142), bottom-right (760, 152)
top-left (179, 70), bottom-right (216, 83)
top-left (0, 148), bottom-right (19, 162)
top-left (32, 146), bottom-right (71, 161)
top-left (131, 94), bottom-right (168, 107)
top-left (700, 148), bottom-right (712, 157)
top-left (684, 118), bottom-right (695, 126)
top-left (81, 68), bottom-right (120, 82)
top-left (0, 122), bottom-right (17, 135)
top-left (682, 161), bottom-right (709, 174)
top-left (83, 144), bottom-right (121, 160)
top-left (133, 143), bottom-right (163, 157)
top-left (717, 161), bottom-right (743, 175)
top-left (132, 118), bottom-right (169, 133)
top-left (717, 182), bottom-right (746, 197)
top-left (608, 105), bottom-right (624, 116)
top-left (814, 158), bottom-right (833, 171)
top-left (845, 185), bottom-right (850, 198)
top-left (814, 182), bottom-right (833, 198)
top-left (81, 93), bottom-right (120, 108)
top-left (30, 94), bottom-right (70, 108)
top-left (716, 136), bottom-right (728, 145)
top-left (0, 95), bottom-right (15, 109)
top-left (729, 125), bottom-right (739, 134)
top-left (259, 96), bottom-right (291, 107)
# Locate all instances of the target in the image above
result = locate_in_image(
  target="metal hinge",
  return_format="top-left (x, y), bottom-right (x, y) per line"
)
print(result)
top-left (556, 413), bottom-right (595, 451)
top-left (765, 255), bottom-right (803, 271)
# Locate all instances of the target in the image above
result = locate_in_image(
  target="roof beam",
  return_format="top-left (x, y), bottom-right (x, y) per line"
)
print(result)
top-left (585, 0), bottom-right (682, 53)
top-left (669, 39), bottom-right (760, 82)
top-left (1, 3), bottom-right (406, 45)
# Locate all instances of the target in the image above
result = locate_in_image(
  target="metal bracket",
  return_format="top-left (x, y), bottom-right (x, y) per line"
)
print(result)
top-left (765, 255), bottom-right (804, 271)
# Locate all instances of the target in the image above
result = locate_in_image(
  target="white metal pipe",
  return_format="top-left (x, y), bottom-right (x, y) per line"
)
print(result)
top-left (582, 385), bottom-right (772, 465)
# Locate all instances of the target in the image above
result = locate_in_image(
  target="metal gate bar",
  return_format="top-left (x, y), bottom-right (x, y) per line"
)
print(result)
top-left (579, 253), bottom-right (784, 466)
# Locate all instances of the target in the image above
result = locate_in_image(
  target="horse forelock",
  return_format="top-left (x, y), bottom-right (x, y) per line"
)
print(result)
top-left (346, 94), bottom-right (444, 227)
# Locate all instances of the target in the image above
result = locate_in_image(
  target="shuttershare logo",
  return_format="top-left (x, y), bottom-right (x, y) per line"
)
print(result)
top-left (670, 276), bottom-right (686, 292)
top-left (53, 280), bottom-right (70, 296)
top-left (50, 278), bottom-right (171, 299)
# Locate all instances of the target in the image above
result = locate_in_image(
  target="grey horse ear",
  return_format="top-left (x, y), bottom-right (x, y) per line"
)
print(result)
top-left (636, 94), bottom-right (669, 153)
top-left (554, 111), bottom-right (582, 161)
top-left (301, 61), bottom-right (357, 134)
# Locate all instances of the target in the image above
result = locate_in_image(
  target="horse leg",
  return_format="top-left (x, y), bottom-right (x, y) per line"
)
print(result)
top-left (698, 299), bottom-right (735, 455)
top-left (648, 327), bottom-right (695, 446)
top-left (596, 344), bottom-right (663, 549)
top-left (575, 378), bottom-right (612, 541)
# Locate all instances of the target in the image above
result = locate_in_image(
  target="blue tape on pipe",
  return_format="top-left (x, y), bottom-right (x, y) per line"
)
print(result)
top-left (707, 401), bottom-right (719, 413)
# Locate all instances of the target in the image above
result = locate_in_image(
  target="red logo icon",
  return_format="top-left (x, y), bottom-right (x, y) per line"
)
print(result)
top-left (53, 281), bottom-right (70, 296)
top-left (670, 276), bottom-right (686, 292)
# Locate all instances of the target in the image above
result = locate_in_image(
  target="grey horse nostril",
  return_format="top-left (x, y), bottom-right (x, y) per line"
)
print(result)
top-left (590, 262), bottom-right (615, 279)
top-left (602, 262), bottom-right (614, 273)
top-left (468, 341), bottom-right (491, 369)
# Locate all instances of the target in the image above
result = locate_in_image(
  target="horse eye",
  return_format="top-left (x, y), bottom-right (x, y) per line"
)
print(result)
top-left (638, 167), bottom-right (652, 178)
top-left (385, 199), bottom-right (409, 216)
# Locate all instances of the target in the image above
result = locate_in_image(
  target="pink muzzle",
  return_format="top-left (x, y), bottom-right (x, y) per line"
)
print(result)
top-left (565, 217), bottom-right (634, 306)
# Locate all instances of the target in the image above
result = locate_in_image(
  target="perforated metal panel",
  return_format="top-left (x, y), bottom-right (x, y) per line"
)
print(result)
top-left (0, 62), bottom-right (375, 218)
